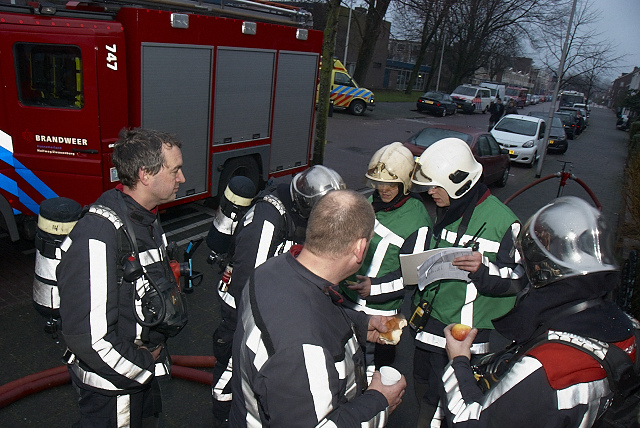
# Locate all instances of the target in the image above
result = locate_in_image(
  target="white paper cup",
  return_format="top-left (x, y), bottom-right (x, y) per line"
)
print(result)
top-left (379, 366), bottom-right (402, 386)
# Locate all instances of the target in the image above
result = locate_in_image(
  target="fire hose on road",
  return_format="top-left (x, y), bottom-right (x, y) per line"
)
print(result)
top-left (0, 355), bottom-right (216, 409)
top-left (504, 161), bottom-right (602, 209)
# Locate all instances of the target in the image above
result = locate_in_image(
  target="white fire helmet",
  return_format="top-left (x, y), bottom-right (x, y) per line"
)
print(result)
top-left (410, 138), bottom-right (482, 199)
top-left (290, 165), bottom-right (346, 218)
top-left (516, 196), bottom-right (617, 288)
top-left (365, 142), bottom-right (415, 195)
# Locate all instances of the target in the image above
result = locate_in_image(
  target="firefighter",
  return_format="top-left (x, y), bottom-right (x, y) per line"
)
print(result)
top-left (211, 165), bottom-right (346, 427)
top-left (229, 189), bottom-right (407, 427)
top-left (441, 196), bottom-right (639, 427)
top-left (57, 128), bottom-right (187, 427)
top-left (340, 142), bottom-right (432, 378)
top-left (409, 138), bottom-right (527, 427)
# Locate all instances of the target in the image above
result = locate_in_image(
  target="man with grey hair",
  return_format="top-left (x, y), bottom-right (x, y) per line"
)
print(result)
top-left (230, 189), bottom-right (407, 427)
top-left (58, 128), bottom-right (186, 427)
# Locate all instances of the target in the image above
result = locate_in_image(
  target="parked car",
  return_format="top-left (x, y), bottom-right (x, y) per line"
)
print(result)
top-left (617, 114), bottom-right (631, 131)
top-left (416, 91), bottom-right (457, 117)
top-left (576, 107), bottom-right (589, 128)
top-left (491, 114), bottom-right (546, 167)
top-left (558, 106), bottom-right (585, 132)
top-left (560, 106), bottom-right (589, 128)
top-left (403, 125), bottom-right (510, 187)
top-left (450, 84), bottom-right (492, 113)
top-left (555, 110), bottom-right (580, 139)
top-left (528, 112), bottom-right (569, 154)
top-left (573, 103), bottom-right (590, 118)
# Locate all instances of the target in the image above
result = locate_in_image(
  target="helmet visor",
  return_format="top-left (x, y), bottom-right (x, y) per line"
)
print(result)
top-left (410, 161), bottom-right (438, 192)
top-left (519, 197), bottom-right (618, 287)
top-left (367, 161), bottom-right (399, 182)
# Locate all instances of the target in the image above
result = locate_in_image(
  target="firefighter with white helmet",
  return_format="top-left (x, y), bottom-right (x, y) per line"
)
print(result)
top-left (411, 137), bottom-right (483, 200)
top-left (441, 196), bottom-right (638, 427)
top-left (211, 165), bottom-right (345, 426)
top-left (340, 142), bottom-right (432, 378)
top-left (409, 137), bottom-right (527, 426)
top-left (365, 141), bottom-right (415, 196)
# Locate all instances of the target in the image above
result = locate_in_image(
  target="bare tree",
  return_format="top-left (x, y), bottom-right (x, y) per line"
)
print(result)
top-left (531, 0), bottom-right (622, 98)
top-left (392, 0), bottom-right (454, 94)
top-left (483, 30), bottom-right (521, 81)
top-left (351, 0), bottom-right (393, 85)
top-left (444, 0), bottom-right (550, 90)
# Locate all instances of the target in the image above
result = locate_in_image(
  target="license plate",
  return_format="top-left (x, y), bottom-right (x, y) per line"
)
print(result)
top-left (424, 100), bottom-right (433, 104)
top-left (456, 104), bottom-right (463, 108)
top-left (508, 150), bottom-right (514, 155)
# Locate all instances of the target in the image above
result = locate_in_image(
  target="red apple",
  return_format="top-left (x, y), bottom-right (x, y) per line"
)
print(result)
top-left (451, 324), bottom-right (472, 341)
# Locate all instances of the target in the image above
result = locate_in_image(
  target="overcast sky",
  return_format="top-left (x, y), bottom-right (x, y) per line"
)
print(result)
top-left (594, 0), bottom-right (639, 81)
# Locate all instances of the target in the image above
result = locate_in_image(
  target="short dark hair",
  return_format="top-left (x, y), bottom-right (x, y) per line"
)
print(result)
top-left (112, 128), bottom-right (182, 188)
top-left (304, 190), bottom-right (375, 258)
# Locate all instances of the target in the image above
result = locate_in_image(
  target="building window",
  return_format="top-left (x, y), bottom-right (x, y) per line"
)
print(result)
top-left (395, 69), bottom-right (426, 91)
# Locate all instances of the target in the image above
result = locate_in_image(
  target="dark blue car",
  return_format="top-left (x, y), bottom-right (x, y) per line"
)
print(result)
top-left (416, 91), bottom-right (457, 117)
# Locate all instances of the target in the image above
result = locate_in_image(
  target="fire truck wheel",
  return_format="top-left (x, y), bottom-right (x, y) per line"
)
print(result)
top-left (349, 100), bottom-right (366, 116)
top-left (218, 157), bottom-right (261, 202)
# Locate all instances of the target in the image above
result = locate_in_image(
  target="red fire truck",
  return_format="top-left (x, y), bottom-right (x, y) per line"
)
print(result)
top-left (0, 0), bottom-right (322, 241)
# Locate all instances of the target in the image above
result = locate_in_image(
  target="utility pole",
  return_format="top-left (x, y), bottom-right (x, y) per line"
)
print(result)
top-left (435, 33), bottom-right (446, 92)
top-left (536, 0), bottom-right (578, 178)
top-left (343, 0), bottom-right (352, 66)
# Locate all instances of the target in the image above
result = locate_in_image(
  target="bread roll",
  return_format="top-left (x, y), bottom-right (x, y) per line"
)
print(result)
top-left (379, 316), bottom-right (407, 345)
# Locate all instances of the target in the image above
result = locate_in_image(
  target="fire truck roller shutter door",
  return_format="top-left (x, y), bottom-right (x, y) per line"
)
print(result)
top-left (141, 44), bottom-right (213, 199)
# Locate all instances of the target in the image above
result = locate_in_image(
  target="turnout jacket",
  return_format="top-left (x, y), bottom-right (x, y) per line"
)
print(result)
top-left (414, 191), bottom-right (525, 355)
top-left (341, 196), bottom-right (431, 315)
top-left (212, 184), bottom-right (304, 406)
top-left (219, 184), bottom-right (303, 310)
top-left (57, 188), bottom-right (171, 395)
top-left (442, 272), bottom-right (638, 427)
top-left (229, 252), bottom-right (389, 428)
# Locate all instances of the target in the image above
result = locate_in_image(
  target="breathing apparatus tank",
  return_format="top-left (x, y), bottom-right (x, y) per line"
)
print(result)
top-left (206, 176), bottom-right (258, 271)
top-left (32, 197), bottom-right (82, 335)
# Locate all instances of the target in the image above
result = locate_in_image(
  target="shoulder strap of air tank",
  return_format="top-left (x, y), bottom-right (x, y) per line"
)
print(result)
top-left (83, 199), bottom-right (134, 283)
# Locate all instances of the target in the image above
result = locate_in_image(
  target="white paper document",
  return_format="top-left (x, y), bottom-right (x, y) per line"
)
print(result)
top-left (400, 248), bottom-right (473, 289)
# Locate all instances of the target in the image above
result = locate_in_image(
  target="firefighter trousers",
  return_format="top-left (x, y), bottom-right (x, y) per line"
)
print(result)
top-left (72, 378), bottom-right (161, 428)
top-left (211, 300), bottom-right (237, 423)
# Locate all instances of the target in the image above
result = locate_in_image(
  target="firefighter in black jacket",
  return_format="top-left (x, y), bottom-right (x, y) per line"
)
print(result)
top-left (230, 189), bottom-right (407, 427)
top-left (57, 128), bottom-right (187, 427)
top-left (211, 165), bottom-right (346, 426)
top-left (442, 196), bottom-right (638, 427)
